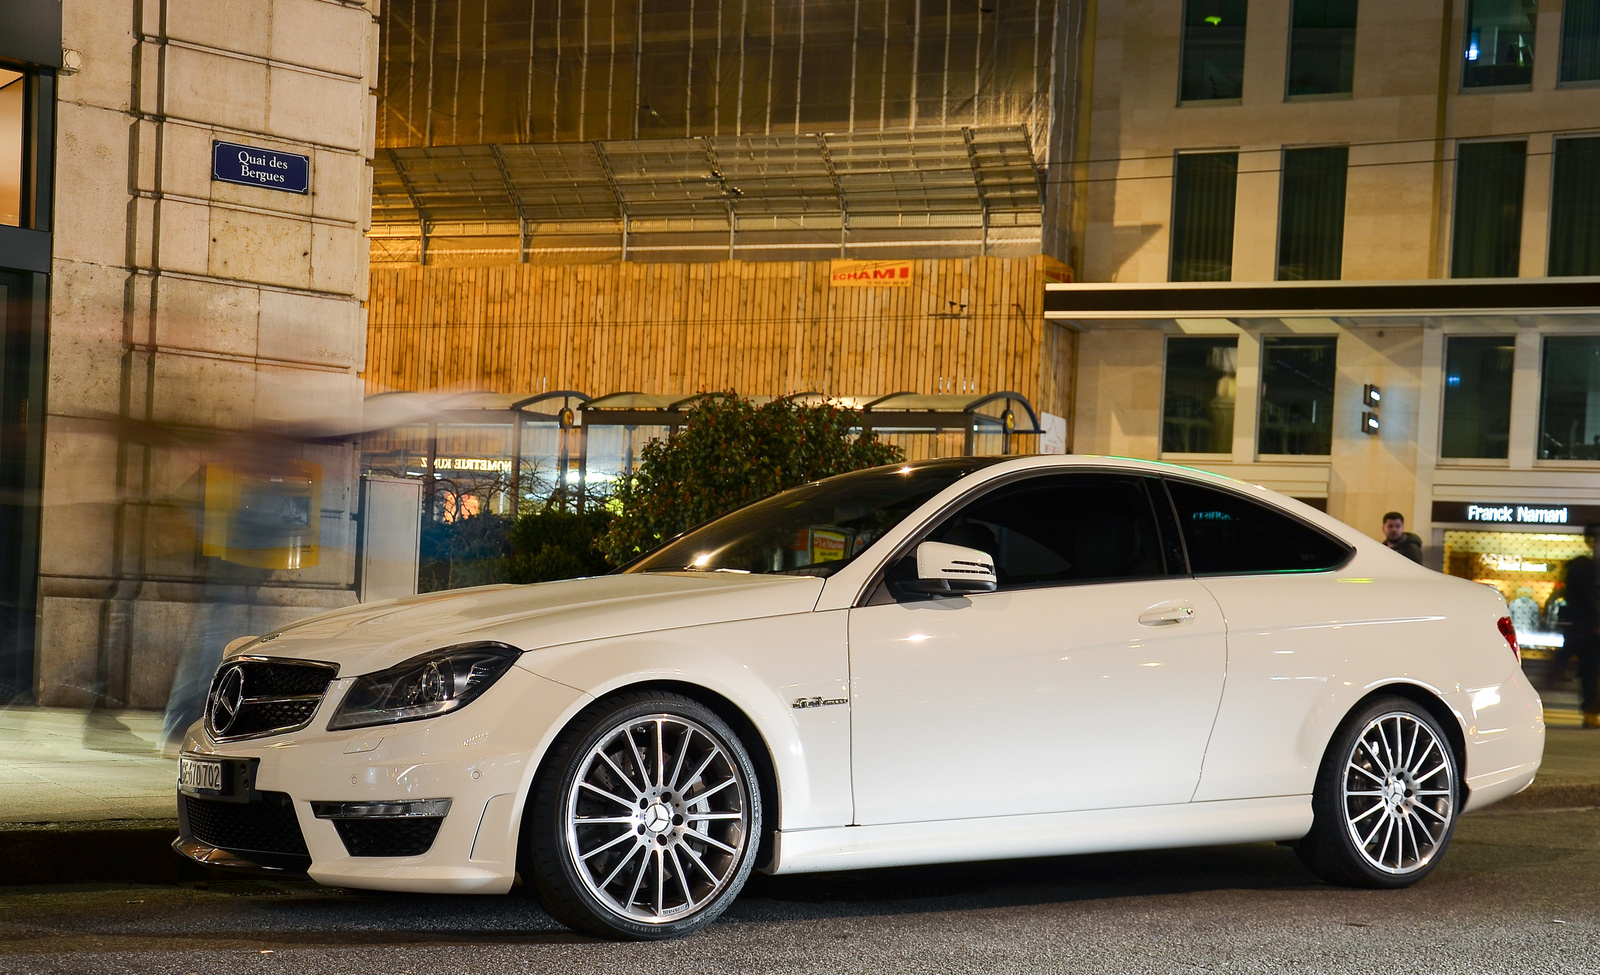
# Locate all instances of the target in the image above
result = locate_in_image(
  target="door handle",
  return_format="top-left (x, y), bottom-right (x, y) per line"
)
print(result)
top-left (1138, 602), bottom-right (1195, 626)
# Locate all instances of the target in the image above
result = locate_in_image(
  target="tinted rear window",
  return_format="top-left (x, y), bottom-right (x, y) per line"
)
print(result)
top-left (1165, 479), bottom-right (1351, 575)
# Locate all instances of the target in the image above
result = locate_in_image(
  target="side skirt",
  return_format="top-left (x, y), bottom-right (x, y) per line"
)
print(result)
top-left (766, 796), bottom-right (1313, 875)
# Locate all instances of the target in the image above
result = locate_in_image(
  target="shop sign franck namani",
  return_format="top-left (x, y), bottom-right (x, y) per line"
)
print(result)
top-left (211, 141), bottom-right (310, 194)
top-left (1467, 504), bottom-right (1569, 525)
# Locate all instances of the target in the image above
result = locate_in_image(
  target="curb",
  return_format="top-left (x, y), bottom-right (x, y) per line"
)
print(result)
top-left (5, 783), bottom-right (1598, 887)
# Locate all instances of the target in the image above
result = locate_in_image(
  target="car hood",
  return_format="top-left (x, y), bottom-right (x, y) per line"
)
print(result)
top-left (228, 572), bottom-right (826, 676)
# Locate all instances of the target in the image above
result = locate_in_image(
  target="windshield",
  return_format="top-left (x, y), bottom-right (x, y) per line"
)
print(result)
top-left (628, 458), bottom-right (1002, 577)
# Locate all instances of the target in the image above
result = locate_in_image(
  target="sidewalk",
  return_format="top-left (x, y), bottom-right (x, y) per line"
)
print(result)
top-left (3, 697), bottom-right (1599, 886)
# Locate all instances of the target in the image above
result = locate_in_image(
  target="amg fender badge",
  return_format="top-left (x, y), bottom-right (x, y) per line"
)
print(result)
top-left (791, 696), bottom-right (847, 709)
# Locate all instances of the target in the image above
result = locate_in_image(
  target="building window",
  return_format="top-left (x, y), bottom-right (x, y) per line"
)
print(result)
top-left (1463, 0), bottom-right (1537, 89)
top-left (1162, 337), bottom-right (1238, 454)
top-left (0, 69), bottom-right (22, 227)
top-left (1277, 146), bottom-right (1348, 280)
top-left (1286, 0), bottom-right (1357, 97)
top-left (1170, 151), bottom-right (1238, 282)
top-left (1549, 136), bottom-right (1600, 276)
top-left (1451, 140), bottom-right (1525, 278)
top-left (1559, 0), bottom-right (1600, 84)
top-left (1181, 0), bottom-right (1249, 102)
top-left (1440, 336), bottom-right (1514, 459)
top-left (1538, 336), bottom-right (1600, 460)
top-left (1259, 336), bottom-right (1337, 455)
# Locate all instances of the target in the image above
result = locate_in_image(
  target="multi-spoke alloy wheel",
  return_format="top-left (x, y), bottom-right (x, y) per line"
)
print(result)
top-left (1298, 697), bottom-right (1460, 889)
top-left (524, 692), bottom-right (761, 939)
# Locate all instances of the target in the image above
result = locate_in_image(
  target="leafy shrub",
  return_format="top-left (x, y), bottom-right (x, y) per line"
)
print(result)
top-left (506, 506), bottom-right (614, 583)
top-left (418, 513), bottom-right (511, 592)
top-left (600, 395), bottom-right (903, 565)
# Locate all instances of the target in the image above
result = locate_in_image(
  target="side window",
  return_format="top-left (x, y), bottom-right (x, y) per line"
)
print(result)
top-left (1164, 479), bottom-right (1351, 575)
top-left (926, 475), bottom-right (1171, 589)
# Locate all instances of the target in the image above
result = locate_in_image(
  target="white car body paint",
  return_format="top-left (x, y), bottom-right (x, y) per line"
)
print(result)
top-left (176, 455), bottom-right (1544, 894)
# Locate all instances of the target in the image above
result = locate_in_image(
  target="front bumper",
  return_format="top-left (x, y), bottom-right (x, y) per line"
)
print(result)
top-left (173, 665), bottom-right (589, 894)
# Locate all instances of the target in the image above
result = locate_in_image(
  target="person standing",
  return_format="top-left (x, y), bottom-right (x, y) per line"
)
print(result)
top-left (1382, 511), bottom-right (1424, 564)
top-left (1563, 525), bottom-right (1600, 730)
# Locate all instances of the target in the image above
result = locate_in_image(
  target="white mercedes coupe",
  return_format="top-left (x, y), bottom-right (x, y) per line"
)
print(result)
top-left (174, 456), bottom-right (1544, 939)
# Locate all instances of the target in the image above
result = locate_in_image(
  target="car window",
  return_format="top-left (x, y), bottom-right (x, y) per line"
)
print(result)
top-left (924, 474), bottom-right (1170, 589)
top-left (1163, 478), bottom-right (1351, 575)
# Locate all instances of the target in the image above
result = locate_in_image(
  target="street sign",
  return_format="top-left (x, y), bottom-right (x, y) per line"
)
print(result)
top-left (211, 140), bottom-right (310, 194)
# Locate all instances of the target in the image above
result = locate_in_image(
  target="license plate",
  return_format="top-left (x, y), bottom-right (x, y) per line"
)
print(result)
top-left (178, 756), bottom-right (226, 796)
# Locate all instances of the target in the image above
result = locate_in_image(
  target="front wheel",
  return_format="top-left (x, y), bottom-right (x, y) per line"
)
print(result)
top-left (523, 691), bottom-right (762, 939)
top-left (1296, 696), bottom-right (1460, 888)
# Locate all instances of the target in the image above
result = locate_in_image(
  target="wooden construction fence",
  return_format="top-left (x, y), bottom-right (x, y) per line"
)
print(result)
top-left (365, 256), bottom-right (1074, 421)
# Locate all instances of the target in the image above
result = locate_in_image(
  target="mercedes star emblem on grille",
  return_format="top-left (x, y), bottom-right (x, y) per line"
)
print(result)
top-left (211, 664), bottom-right (247, 736)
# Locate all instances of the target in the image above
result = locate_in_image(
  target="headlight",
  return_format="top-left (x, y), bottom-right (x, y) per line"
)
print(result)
top-left (327, 642), bottom-right (521, 731)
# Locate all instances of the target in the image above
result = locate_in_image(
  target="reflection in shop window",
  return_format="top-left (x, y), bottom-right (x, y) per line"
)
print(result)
top-left (1538, 336), bottom-right (1600, 460)
top-left (1161, 337), bottom-right (1238, 454)
top-left (1442, 530), bottom-right (1592, 661)
top-left (1276, 146), bottom-right (1348, 281)
top-left (1548, 137), bottom-right (1600, 276)
top-left (1462, 0), bottom-right (1537, 89)
top-left (1287, 0), bottom-right (1358, 97)
top-left (1259, 335), bottom-right (1336, 455)
top-left (1, 69), bottom-right (23, 227)
top-left (1440, 335), bottom-right (1514, 458)
top-left (1559, 0), bottom-right (1600, 84)
top-left (1181, 0), bottom-right (1249, 101)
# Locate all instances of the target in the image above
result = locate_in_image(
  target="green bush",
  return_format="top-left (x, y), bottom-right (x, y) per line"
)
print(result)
top-left (506, 506), bottom-right (614, 583)
top-left (600, 395), bottom-right (903, 565)
top-left (418, 513), bottom-right (511, 592)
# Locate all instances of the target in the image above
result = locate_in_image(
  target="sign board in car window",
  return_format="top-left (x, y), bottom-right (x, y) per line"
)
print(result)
top-left (211, 141), bottom-right (310, 195)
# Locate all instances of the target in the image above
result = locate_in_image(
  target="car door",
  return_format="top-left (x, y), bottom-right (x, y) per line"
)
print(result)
top-left (847, 472), bottom-right (1229, 826)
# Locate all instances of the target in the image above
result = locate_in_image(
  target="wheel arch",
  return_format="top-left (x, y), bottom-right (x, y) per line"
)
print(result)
top-left (1336, 682), bottom-right (1471, 807)
top-left (520, 678), bottom-right (783, 873)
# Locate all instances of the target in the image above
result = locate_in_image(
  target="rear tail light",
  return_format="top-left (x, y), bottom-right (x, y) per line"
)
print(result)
top-left (1497, 616), bottom-right (1520, 662)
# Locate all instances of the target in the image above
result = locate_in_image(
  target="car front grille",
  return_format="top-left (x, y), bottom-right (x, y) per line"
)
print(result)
top-left (205, 658), bottom-right (339, 741)
top-left (332, 817), bottom-right (446, 858)
top-left (181, 791), bottom-right (311, 869)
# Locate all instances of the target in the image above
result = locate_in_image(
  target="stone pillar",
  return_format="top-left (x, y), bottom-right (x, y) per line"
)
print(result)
top-left (38, 0), bottom-right (378, 708)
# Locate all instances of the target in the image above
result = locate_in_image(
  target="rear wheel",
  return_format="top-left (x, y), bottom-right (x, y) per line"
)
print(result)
top-left (523, 692), bottom-right (761, 939)
top-left (1296, 696), bottom-right (1460, 888)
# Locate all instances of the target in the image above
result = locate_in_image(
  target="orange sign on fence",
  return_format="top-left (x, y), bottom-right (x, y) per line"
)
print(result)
top-left (829, 259), bottom-right (913, 287)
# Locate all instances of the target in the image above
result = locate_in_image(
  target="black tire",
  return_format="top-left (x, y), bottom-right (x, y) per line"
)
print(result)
top-left (521, 691), bottom-right (762, 939)
top-left (1296, 695), bottom-right (1460, 889)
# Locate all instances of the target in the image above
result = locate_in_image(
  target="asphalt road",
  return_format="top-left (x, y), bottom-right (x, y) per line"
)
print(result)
top-left (2, 806), bottom-right (1598, 974)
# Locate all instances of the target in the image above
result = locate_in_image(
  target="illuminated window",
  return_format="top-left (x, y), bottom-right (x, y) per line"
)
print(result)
top-left (1440, 336), bottom-right (1514, 458)
top-left (1287, 0), bottom-right (1357, 97)
top-left (0, 69), bottom-right (22, 227)
top-left (1181, 0), bottom-right (1249, 102)
top-left (1162, 337), bottom-right (1238, 454)
top-left (1462, 0), bottom-right (1537, 89)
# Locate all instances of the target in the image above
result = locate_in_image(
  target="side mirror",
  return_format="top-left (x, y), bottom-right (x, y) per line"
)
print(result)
top-left (894, 541), bottom-right (998, 596)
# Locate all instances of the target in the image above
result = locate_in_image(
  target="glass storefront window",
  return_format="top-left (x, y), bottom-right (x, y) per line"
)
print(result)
top-left (1161, 337), bottom-right (1238, 454)
top-left (0, 69), bottom-right (22, 227)
top-left (1442, 530), bottom-right (1591, 659)
top-left (1451, 140), bottom-right (1526, 278)
top-left (1559, 0), bottom-right (1600, 84)
top-left (1181, 0), bottom-right (1249, 102)
top-left (1170, 151), bottom-right (1239, 282)
top-left (1462, 0), bottom-right (1537, 89)
top-left (1286, 0), bottom-right (1358, 97)
top-left (1259, 335), bottom-right (1337, 455)
top-left (1277, 145), bottom-right (1348, 280)
top-left (1538, 336), bottom-right (1600, 460)
top-left (1548, 136), bottom-right (1600, 277)
top-left (1440, 335), bottom-right (1514, 458)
